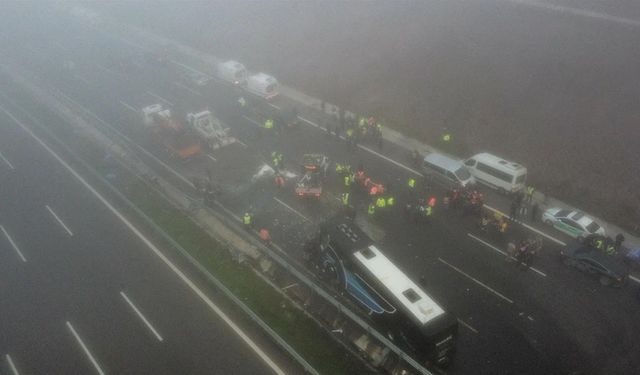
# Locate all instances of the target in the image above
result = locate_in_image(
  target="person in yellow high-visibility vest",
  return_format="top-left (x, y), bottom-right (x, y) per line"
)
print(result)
top-left (367, 203), bottom-right (376, 215)
top-left (264, 118), bottom-right (274, 130)
top-left (341, 192), bottom-right (350, 205)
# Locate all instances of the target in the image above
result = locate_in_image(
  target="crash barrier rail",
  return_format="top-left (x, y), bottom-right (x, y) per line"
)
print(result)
top-left (0, 76), bottom-right (323, 375)
top-left (9, 66), bottom-right (434, 374)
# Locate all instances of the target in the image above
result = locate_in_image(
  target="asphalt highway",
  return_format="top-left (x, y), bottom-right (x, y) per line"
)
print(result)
top-left (1, 7), bottom-right (640, 375)
top-left (0, 32), bottom-right (304, 375)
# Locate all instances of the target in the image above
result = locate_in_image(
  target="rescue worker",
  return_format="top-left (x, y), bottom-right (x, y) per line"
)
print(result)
top-left (335, 163), bottom-right (344, 174)
top-left (259, 228), bottom-right (271, 245)
top-left (367, 203), bottom-right (376, 216)
top-left (407, 177), bottom-right (416, 199)
top-left (370, 184), bottom-right (379, 196)
top-left (264, 118), bottom-right (274, 130)
top-left (345, 128), bottom-right (355, 151)
top-left (525, 185), bottom-right (535, 203)
top-left (344, 174), bottom-right (351, 188)
top-left (341, 192), bottom-right (350, 206)
top-left (605, 243), bottom-right (617, 256)
top-left (442, 131), bottom-right (452, 143)
top-left (238, 96), bottom-right (247, 109)
top-left (243, 212), bottom-right (253, 228)
top-left (274, 173), bottom-right (285, 188)
top-left (428, 196), bottom-right (437, 208)
top-left (386, 196), bottom-right (395, 207)
top-left (424, 205), bottom-right (433, 218)
top-left (376, 196), bottom-right (386, 209)
top-left (594, 237), bottom-right (604, 251)
top-left (359, 116), bottom-right (366, 129)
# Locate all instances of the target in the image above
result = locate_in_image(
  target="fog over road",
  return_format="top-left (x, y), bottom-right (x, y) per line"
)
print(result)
top-left (97, 0), bottom-right (640, 232)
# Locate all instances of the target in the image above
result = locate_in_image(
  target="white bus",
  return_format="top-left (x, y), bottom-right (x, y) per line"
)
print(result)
top-left (314, 218), bottom-right (458, 366)
top-left (464, 152), bottom-right (527, 193)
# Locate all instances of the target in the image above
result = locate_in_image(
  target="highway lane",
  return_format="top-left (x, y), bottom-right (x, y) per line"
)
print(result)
top-left (4, 14), bottom-right (640, 374)
top-left (0, 96), bottom-right (299, 374)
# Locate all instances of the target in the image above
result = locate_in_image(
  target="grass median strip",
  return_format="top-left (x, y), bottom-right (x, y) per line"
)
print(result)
top-left (120, 179), bottom-right (361, 375)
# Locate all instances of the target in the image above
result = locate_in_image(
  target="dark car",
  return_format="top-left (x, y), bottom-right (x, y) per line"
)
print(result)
top-left (561, 241), bottom-right (629, 287)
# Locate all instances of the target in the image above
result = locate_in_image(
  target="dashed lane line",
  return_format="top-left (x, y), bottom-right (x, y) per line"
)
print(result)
top-left (0, 150), bottom-right (15, 170)
top-left (5, 354), bottom-right (20, 375)
top-left (120, 291), bottom-right (164, 342)
top-left (119, 100), bottom-right (138, 114)
top-left (0, 225), bottom-right (27, 263)
top-left (45, 205), bottom-right (74, 237)
top-left (273, 197), bottom-right (311, 222)
top-left (4, 106), bottom-right (286, 375)
top-left (173, 81), bottom-right (202, 97)
top-left (146, 91), bottom-right (173, 106)
top-left (438, 257), bottom-right (514, 304)
top-left (467, 233), bottom-right (547, 278)
top-left (66, 321), bottom-right (106, 375)
top-left (457, 319), bottom-right (479, 334)
top-left (207, 154), bottom-right (217, 162)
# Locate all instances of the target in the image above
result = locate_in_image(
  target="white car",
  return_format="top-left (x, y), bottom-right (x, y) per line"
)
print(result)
top-left (542, 208), bottom-right (605, 239)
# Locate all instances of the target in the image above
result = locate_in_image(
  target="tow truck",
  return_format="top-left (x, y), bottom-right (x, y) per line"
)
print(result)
top-left (186, 110), bottom-right (236, 150)
top-left (141, 104), bottom-right (201, 160)
top-left (295, 154), bottom-right (329, 198)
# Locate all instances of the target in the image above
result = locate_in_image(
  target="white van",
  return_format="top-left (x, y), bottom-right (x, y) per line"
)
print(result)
top-left (464, 153), bottom-right (527, 193)
top-left (423, 153), bottom-right (475, 188)
top-left (216, 60), bottom-right (247, 86)
top-left (247, 73), bottom-right (279, 100)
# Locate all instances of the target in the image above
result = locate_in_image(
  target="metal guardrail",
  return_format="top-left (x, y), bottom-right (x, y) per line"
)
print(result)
top-left (7, 59), bottom-right (434, 375)
top-left (0, 86), bottom-right (322, 375)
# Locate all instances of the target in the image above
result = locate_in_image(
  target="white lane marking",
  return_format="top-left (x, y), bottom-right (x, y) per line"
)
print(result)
top-left (438, 257), bottom-right (514, 304)
top-left (504, 0), bottom-right (640, 28)
top-left (242, 115), bottom-right (261, 126)
top-left (74, 74), bottom-right (91, 85)
top-left (4, 108), bottom-right (285, 375)
top-left (236, 139), bottom-right (248, 148)
top-left (45, 205), bottom-right (74, 237)
top-left (169, 60), bottom-right (211, 77)
top-left (0, 225), bottom-right (27, 263)
top-left (630, 275), bottom-right (640, 284)
top-left (146, 91), bottom-right (173, 106)
top-left (207, 154), bottom-right (217, 162)
top-left (66, 321), bottom-right (106, 375)
top-left (457, 318), bottom-right (479, 334)
top-left (356, 143), bottom-right (423, 175)
top-left (96, 64), bottom-right (118, 76)
top-left (5, 354), bottom-right (20, 375)
top-left (482, 205), bottom-right (566, 246)
top-left (0, 151), bottom-right (15, 169)
top-left (467, 233), bottom-right (547, 278)
top-left (120, 291), bottom-right (164, 342)
top-left (273, 197), bottom-right (311, 222)
top-left (173, 81), bottom-right (202, 97)
top-left (297, 115), bottom-right (423, 175)
top-left (119, 100), bottom-right (138, 114)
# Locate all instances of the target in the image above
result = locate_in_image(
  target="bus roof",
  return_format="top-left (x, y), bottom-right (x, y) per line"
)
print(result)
top-left (353, 245), bottom-right (445, 325)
